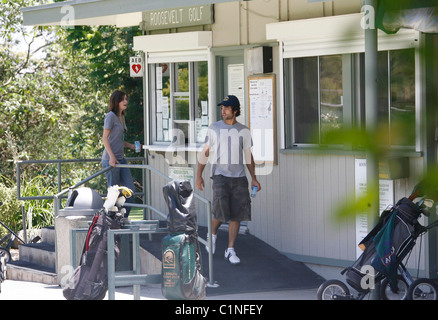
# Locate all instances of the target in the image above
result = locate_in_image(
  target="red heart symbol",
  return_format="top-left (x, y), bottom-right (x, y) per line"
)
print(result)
top-left (132, 64), bottom-right (141, 74)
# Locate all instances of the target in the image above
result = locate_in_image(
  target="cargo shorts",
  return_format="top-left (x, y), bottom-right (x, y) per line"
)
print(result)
top-left (212, 175), bottom-right (251, 223)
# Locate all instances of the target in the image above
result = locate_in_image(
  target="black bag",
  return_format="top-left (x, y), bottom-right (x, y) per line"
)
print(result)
top-left (161, 180), bottom-right (207, 300)
top-left (0, 255), bottom-right (5, 293)
top-left (344, 242), bottom-right (378, 293)
top-left (344, 197), bottom-right (422, 293)
top-left (163, 180), bottom-right (197, 234)
top-left (63, 210), bottom-right (121, 300)
top-left (371, 198), bottom-right (422, 291)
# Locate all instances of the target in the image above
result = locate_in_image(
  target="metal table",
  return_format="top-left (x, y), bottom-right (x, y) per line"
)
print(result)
top-left (70, 219), bottom-right (167, 300)
top-left (106, 220), bottom-right (167, 300)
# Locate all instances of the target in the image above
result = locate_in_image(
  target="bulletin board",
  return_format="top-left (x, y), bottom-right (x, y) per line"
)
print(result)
top-left (247, 74), bottom-right (276, 164)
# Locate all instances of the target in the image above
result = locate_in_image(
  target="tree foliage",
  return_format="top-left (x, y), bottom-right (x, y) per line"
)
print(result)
top-left (0, 0), bottom-right (143, 230)
top-left (0, 0), bottom-right (143, 180)
top-left (64, 25), bottom-right (144, 150)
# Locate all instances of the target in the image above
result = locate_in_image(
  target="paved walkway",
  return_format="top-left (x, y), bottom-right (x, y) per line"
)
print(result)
top-left (1, 226), bottom-right (348, 301)
top-left (0, 279), bottom-right (318, 300)
top-left (142, 227), bottom-right (326, 297)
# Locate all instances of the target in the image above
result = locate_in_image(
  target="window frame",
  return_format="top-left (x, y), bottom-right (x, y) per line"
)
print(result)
top-left (284, 54), bottom-right (354, 149)
top-left (374, 48), bottom-right (417, 148)
top-left (266, 14), bottom-right (421, 153)
top-left (148, 60), bottom-right (209, 147)
top-left (284, 48), bottom-right (419, 151)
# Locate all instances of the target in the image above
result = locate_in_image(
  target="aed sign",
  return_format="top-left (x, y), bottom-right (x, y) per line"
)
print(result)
top-left (130, 56), bottom-right (143, 77)
top-left (143, 5), bottom-right (214, 31)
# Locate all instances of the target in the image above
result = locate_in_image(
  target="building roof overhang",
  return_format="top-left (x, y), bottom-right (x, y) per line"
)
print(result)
top-left (21, 0), bottom-right (239, 27)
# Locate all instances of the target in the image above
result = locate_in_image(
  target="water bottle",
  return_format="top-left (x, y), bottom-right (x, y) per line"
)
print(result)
top-left (135, 141), bottom-right (140, 153)
top-left (251, 186), bottom-right (258, 197)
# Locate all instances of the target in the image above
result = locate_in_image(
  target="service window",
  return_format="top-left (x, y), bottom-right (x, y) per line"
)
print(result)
top-left (291, 54), bottom-right (344, 145)
top-left (375, 49), bottom-right (416, 147)
top-left (150, 61), bottom-right (209, 145)
top-left (285, 48), bottom-right (416, 149)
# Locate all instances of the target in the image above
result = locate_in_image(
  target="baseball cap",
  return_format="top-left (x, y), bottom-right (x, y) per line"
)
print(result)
top-left (217, 95), bottom-right (240, 107)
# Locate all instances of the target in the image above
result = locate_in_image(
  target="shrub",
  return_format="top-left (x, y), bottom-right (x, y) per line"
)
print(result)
top-left (0, 176), bottom-right (24, 239)
top-left (18, 175), bottom-right (56, 230)
top-left (0, 174), bottom-right (57, 240)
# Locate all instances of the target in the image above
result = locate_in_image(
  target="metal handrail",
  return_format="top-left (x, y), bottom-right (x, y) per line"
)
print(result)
top-left (112, 163), bottom-right (214, 286)
top-left (16, 157), bottom-right (143, 201)
top-left (53, 166), bottom-right (113, 215)
top-left (17, 159), bottom-right (215, 287)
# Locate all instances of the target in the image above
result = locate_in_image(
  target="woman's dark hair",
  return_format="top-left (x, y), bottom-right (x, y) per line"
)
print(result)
top-left (109, 90), bottom-right (127, 115)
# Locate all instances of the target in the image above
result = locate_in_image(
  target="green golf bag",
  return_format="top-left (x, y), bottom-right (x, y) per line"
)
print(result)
top-left (161, 180), bottom-right (207, 300)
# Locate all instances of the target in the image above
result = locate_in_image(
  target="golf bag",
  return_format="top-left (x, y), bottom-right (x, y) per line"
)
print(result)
top-left (0, 254), bottom-right (5, 293)
top-left (344, 197), bottom-right (422, 293)
top-left (62, 185), bottom-right (132, 300)
top-left (63, 209), bottom-right (122, 300)
top-left (161, 180), bottom-right (207, 300)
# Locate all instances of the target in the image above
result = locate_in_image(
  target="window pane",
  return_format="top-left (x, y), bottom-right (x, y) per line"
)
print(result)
top-left (390, 49), bottom-right (415, 146)
top-left (377, 51), bottom-right (389, 140)
top-left (320, 55), bottom-right (343, 144)
top-left (293, 57), bottom-right (319, 144)
top-left (176, 62), bottom-right (189, 92)
top-left (196, 61), bottom-right (208, 143)
top-left (174, 62), bottom-right (190, 135)
top-left (157, 63), bottom-right (171, 142)
top-left (151, 61), bottom-right (209, 145)
top-left (175, 96), bottom-right (190, 120)
top-left (160, 63), bottom-right (171, 95)
top-left (376, 49), bottom-right (416, 146)
top-left (196, 61), bottom-right (208, 118)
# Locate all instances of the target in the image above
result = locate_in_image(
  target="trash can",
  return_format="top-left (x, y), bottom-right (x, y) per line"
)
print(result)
top-left (59, 187), bottom-right (103, 216)
top-left (55, 187), bottom-right (103, 284)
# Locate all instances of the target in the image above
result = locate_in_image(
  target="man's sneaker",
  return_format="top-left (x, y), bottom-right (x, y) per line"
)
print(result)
top-left (224, 248), bottom-right (240, 265)
top-left (205, 234), bottom-right (217, 254)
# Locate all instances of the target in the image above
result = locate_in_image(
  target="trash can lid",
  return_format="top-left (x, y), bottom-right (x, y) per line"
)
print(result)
top-left (65, 187), bottom-right (103, 209)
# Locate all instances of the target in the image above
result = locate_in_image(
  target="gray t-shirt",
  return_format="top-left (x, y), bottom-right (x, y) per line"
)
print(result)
top-left (205, 120), bottom-right (253, 178)
top-left (102, 111), bottom-right (127, 161)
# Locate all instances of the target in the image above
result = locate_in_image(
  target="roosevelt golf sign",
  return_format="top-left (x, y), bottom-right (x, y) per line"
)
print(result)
top-left (142, 5), bottom-right (214, 31)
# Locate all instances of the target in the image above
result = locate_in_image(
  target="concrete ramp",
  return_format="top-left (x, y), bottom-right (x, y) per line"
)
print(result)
top-left (140, 225), bottom-right (325, 297)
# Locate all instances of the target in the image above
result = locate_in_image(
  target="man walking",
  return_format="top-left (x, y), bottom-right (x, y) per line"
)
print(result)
top-left (196, 95), bottom-right (261, 264)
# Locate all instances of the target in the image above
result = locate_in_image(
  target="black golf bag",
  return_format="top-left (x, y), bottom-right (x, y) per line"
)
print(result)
top-left (161, 180), bottom-right (207, 300)
top-left (0, 253), bottom-right (5, 293)
top-left (344, 197), bottom-right (422, 293)
top-left (62, 209), bottom-right (122, 300)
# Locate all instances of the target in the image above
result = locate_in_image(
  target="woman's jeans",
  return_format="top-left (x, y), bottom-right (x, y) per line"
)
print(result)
top-left (101, 158), bottom-right (135, 217)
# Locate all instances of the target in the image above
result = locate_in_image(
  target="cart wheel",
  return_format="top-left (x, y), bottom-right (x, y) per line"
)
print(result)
top-left (317, 279), bottom-right (351, 300)
top-left (407, 278), bottom-right (438, 300)
top-left (380, 275), bottom-right (408, 300)
top-left (0, 247), bottom-right (11, 263)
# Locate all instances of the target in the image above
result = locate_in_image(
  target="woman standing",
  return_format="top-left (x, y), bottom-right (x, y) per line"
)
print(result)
top-left (101, 90), bottom-right (136, 216)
